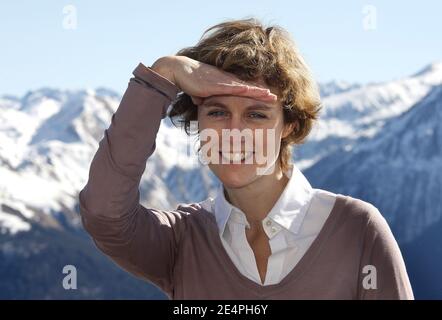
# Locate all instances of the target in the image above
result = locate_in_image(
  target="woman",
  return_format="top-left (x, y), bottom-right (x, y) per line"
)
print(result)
top-left (79, 18), bottom-right (414, 299)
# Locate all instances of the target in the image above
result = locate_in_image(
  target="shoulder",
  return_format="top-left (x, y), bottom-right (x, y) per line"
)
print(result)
top-left (313, 189), bottom-right (380, 218)
top-left (174, 199), bottom-right (215, 224)
top-left (147, 201), bottom-right (213, 228)
top-left (314, 189), bottom-right (390, 235)
top-left (172, 200), bottom-right (218, 243)
top-left (340, 194), bottom-right (391, 237)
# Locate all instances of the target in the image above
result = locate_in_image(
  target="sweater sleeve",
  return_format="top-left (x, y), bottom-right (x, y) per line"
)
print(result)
top-left (78, 62), bottom-right (184, 295)
top-left (357, 204), bottom-right (414, 300)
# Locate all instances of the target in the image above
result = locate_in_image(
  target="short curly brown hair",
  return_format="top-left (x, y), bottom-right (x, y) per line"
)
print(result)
top-left (168, 17), bottom-right (321, 173)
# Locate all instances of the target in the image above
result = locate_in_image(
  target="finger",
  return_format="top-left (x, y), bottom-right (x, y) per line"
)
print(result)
top-left (256, 93), bottom-right (278, 101)
top-left (249, 93), bottom-right (278, 102)
top-left (217, 83), bottom-right (269, 95)
top-left (237, 86), bottom-right (278, 101)
top-left (218, 83), bottom-right (249, 93)
top-left (213, 83), bottom-right (278, 101)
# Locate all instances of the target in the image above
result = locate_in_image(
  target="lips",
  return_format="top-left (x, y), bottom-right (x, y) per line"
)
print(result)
top-left (219, 151), bottom-right (254, 162)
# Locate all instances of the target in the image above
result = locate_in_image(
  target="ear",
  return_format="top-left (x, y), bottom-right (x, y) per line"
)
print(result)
top-left (282, 121), bottom-right (297, 139)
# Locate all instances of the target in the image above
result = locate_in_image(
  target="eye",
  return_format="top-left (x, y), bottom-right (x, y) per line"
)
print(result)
top-left (249, 112), bottom-right (267, 119)
top-left (207, 110), bottom-right (227, 117)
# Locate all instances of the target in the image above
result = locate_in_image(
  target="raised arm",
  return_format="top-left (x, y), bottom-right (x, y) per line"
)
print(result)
top-left (78, 56), bottom-right (278, 296)
top-left (78, 61), bottom-right (182, 294)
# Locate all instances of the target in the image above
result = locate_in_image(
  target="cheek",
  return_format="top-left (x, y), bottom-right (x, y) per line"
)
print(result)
top-left (196, 110), bottom-right (211, 130)
top-left (196, 112), bottom-right (204, 128)
top-left (197, 114), bottom-right (222, 132)
top-left (196, 115), bottom-right (215, 138)
top-left (254, 125), bottom-right (284, 155)
top-left (198, 126), bottom-right (221, 157)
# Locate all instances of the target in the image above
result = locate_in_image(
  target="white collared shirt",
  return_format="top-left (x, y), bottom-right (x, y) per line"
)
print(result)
top-left (199, 164), bottom-right (337, 286)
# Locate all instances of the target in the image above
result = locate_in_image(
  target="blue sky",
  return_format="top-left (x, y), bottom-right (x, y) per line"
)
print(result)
top-left (1, 0), bottom-right (440, 96)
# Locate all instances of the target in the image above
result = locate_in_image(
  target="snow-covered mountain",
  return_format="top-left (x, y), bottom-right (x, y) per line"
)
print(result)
top-left (1, 61), bottom-right (441, 236)
top-left (0, 87), bottom-right (190, 298)
top-left (0, 61), bottom-right (441, 298)
top-left (305, 84), bottom-right (442, 243)
top-left (319, 80), bottom-right (362, 98)
top-left (304, 84), bottom-right (442, 299)
top-left (0, 87), bottom-right (199, 236)
top-left (295, 62), bottom-right (442, 169)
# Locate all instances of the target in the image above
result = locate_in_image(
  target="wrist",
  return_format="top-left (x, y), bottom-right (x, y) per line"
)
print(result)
top-left (151, 56), bottom-right (178, 87)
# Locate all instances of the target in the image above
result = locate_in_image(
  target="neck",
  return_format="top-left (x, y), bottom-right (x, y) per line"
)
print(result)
top-left (223, 163), bottom-right (290, 226)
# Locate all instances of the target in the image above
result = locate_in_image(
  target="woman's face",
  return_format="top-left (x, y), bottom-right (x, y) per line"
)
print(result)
top-left (196, 78), bottom-right (294, 188)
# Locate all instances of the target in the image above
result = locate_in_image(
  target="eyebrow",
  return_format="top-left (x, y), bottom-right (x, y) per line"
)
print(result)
top-left (200, 101), bottom-right (274, 111)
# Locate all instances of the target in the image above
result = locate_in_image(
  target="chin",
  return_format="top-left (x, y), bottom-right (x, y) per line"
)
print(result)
top-left (209, 164), bottom-right (261, 189)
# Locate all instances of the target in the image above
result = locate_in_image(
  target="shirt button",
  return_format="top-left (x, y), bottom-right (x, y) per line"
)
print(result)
top-left (271, 226), bottom-right (277, 233)
top-left (265, 220), bottom-right (272, 226)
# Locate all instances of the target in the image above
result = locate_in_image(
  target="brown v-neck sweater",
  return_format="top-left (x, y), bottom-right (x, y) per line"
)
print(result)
top-left (78, 62), bottom-right (414, 300)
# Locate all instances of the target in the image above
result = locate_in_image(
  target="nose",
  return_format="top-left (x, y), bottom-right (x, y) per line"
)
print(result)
top-left (220, 115), bottom-right (254, 151)
top-left (226, 113), bottom-right (247, 131)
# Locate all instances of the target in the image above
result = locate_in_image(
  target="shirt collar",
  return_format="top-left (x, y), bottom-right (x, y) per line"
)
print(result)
top-left (214, 183), bottom-right (241, 236)
top-left (213, 164), bottom-right (314, 236)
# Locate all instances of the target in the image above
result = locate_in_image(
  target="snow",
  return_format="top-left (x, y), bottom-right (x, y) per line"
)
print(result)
top-left (0, 211), bottom-right (31, 235)
top-left (0, 61), bottom-right (440, 236)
